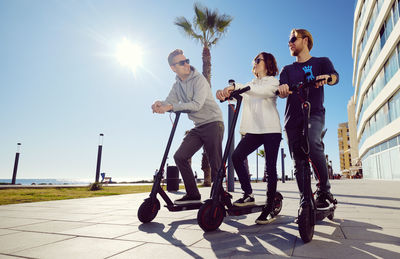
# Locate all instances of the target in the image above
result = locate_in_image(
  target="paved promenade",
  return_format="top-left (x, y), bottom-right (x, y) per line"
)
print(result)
top-left (0, 179), bottom-right (399, 258)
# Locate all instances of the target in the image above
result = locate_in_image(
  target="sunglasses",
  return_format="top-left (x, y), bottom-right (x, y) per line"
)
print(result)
top-left (173, 59), bottom-right (190, 66)
top-left (288, 36), bottom-right (304, 44)
top-left (254, 58), bottom-right (264, 65)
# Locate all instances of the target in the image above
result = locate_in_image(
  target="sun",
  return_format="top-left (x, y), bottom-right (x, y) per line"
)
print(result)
top-left (116, 38), bottom-right (143, 72)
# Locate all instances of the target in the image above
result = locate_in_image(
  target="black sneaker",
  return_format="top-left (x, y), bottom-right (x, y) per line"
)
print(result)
top-left (233, 193), bottom-right (255, 207)
top-left (174, 194), bottom-right (201, 205)
top-left (255, 207), bottom-right (276, 225)
top-left (315, 190), bottom-right (334, 209)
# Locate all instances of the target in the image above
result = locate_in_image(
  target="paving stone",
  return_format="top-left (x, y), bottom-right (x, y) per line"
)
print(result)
top-left (13, 237), bottom-right (142, 259)
top-left (0, 232), bottom-right (72, 254)
top-left (1, 180), bottom-right (399, 258)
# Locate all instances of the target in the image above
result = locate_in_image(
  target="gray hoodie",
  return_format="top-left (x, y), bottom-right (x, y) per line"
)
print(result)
top-left (163, 67), bottom-right (223, 127)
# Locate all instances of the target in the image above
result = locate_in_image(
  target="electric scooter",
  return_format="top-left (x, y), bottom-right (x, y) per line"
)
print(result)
top-left (137, 112), bottom-right (203, 223)
top-left (197, 82), bottom-right (284, 232)
top-left (276, 74), bottom-right (338, 243)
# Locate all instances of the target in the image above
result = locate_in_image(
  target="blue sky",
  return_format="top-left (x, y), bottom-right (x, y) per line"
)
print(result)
top-left (0, 0), bottom-right (356, 182)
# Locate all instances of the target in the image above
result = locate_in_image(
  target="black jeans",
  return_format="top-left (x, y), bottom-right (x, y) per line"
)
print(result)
top-left (174, 121), bottom-right (224, 197)
top-left (232, 133), bottom-right (281, 208)
top-left (285, 114), bottom-right (331, 197)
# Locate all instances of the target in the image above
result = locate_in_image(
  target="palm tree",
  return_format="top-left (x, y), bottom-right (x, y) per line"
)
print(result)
top-left (174, 3), bottom-right (233, 186)
top-left (174, 3), bottom-right (233, 84)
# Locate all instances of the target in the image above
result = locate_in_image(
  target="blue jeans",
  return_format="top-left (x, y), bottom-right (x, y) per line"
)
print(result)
top-left (232, 133), bottom-right (281, 208)
top-left (286, 114), bottom-right (331, 195)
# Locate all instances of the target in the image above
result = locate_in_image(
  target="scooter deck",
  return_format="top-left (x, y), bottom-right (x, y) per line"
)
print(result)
top-left (227, 203), bottom-right (265, 216)
top-left (316, 204), bottom-right (336, 221)
top-left (165, 202), bottom-right (203, 212)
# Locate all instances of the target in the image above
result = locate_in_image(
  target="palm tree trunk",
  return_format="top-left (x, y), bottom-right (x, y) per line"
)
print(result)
top-left (201, 45), bottom-right (212, 186)
top-left (201, 151), bottom-right (211, 186)
top-left (202, 46), bottom-right (211, 85)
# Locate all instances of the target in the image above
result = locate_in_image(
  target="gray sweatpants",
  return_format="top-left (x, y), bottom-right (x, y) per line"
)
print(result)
top-left (173, 121), bottom-right (224, 197)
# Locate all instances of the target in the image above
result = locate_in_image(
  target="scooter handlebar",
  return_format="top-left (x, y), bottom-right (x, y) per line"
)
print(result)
top-left (220, 86), bottom-right (251, 102)
top-left (275, 77), bottom-right (332, 95)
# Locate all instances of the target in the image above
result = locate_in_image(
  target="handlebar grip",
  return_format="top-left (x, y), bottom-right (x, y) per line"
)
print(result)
top-left (236, 86), bottom-right (251, 95)
top-left (275, 76), bottom-right (333, 96)
top-left (220, 86), bottom-right (251, 102)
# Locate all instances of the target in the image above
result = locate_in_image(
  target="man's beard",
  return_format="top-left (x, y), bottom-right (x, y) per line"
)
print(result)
top-left (291, 49), bottom-right (299, 56)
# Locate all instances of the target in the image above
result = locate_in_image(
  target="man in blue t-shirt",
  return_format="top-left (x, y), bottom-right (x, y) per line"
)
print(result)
top-left (277, 28), bottom-right (339, 208)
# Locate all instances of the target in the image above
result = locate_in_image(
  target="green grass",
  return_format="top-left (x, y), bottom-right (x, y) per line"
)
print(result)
top-left (0, 184), bottom-right (190, 205)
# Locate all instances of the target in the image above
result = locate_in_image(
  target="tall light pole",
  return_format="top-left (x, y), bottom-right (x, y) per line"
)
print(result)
top-left (281, 147), bottom-right (286, 183)
top-left (256, 148), bottom-right (259, 183)
top-left (95, 134), bottom-right (104, 183)
top-left (11, 143), bottom-right (21, 185)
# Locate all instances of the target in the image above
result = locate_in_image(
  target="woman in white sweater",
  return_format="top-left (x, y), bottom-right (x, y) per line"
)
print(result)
top-left (216, 52), bottom-right (282, 224)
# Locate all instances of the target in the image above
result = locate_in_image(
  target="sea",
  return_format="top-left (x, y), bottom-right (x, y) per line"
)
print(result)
top-left (0, 177), bottom-right (153, 185)
top-left (0, 179), bottom-right (91, 185)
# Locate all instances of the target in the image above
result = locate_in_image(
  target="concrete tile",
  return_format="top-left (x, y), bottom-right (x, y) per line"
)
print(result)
top-left (336, 217), bottom-right (399, 228)
top-left (109, 242), bottom-right (219, 259)
top-left (13, 237), bottom-right (142, 259)
top-left (117, 222), bottom-right (204, 246)
top-left (293, 237), bottom-right (400, 259)
top-left (0, 180), bottom-right (399, 258)
top-left (341, 226), bottom-right (400, 242)
top-left (0, 254), bottom-right (23, 258)
top-left (11, 220), bottom-right (95, 233)
top-left (83, 215), bottom-right (139, 225)
top-left (193, 228), bottom-right (296, 257)
top-left (0, 229), bottom-right (19, 236)
top-left (60, 224), bottom-right (139, 238)
top-left (0, 217), bottom-right (48, 228)
top-left (0, 231), bottom-right (72, 253)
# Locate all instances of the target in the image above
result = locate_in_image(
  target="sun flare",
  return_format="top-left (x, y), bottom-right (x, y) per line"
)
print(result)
top-left (116, 38), bottom-right (143, 72)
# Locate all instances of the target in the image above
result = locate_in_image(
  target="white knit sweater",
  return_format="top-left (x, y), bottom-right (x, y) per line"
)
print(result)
top-left (235, 76), bottom-right (282, 135)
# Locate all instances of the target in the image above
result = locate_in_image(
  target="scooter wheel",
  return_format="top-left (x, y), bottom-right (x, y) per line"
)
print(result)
top-left (298, 204), bottom-right (314, 243)
top-left (273, 192), bottom-right (283, 215)
top-left (328, 211), bottom-right (334, 221)
top-left (138, 198), bottom-right (160, 223)
top-left (197, 199), bottom-right (225, 232)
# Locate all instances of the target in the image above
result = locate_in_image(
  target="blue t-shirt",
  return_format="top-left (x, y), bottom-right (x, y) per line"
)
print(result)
top-left (279, 57), bottom-right (339, 129)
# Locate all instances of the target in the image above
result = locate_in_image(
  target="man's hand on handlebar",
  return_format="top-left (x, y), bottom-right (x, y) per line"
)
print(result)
top-left (277, 84), bottom-right (292, 98)
top-left (315, 74), bottom-right (332, 88)
top-left (152, 101), bottom-right (173, 114)
top-left (216, 85), bottom-right (234, 101)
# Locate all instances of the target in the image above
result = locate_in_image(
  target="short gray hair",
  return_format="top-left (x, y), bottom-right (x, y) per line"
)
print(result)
top-left (168, 49), bottom-right (183, 66)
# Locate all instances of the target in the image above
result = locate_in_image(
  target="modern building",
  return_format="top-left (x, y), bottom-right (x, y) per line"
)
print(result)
top-left (351, 0), bottom-right (400, 179)
top-left (337, 122), bottom-right (352, 177)
top-left (347, 98), bottom-right (362, 175)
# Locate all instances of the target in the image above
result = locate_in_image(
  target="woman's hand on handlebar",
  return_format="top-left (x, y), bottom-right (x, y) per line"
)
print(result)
top-left (277, 84), bottom-right (291, 98)
top-left (216, 85), bottom-right (234, 101)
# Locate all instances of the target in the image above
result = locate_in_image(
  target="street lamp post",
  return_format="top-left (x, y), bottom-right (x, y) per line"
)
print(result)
top-left (95, 134), bottom-right (104, 183)
top-left (281, 148), bottom-right (286, 183)
top-left (11, 143), bottom-right (21, 185)
top-left (256, 148), bottom-right (258, 183)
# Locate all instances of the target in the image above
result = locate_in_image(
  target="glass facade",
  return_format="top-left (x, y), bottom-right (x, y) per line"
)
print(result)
top-left (361, 134), bottom-right (400, 179)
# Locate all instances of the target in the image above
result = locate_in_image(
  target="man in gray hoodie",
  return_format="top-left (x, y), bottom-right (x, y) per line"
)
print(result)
top-left (152, 49), bottom-right (224, 204)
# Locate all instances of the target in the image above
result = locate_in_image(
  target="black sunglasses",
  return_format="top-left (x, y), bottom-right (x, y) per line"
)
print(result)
top-left (288, 36), bottom-right (305, 44)
top-left (173, 59), bottom-right (190, 66)
top-left (254, 58), bottom-right (264, 64)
